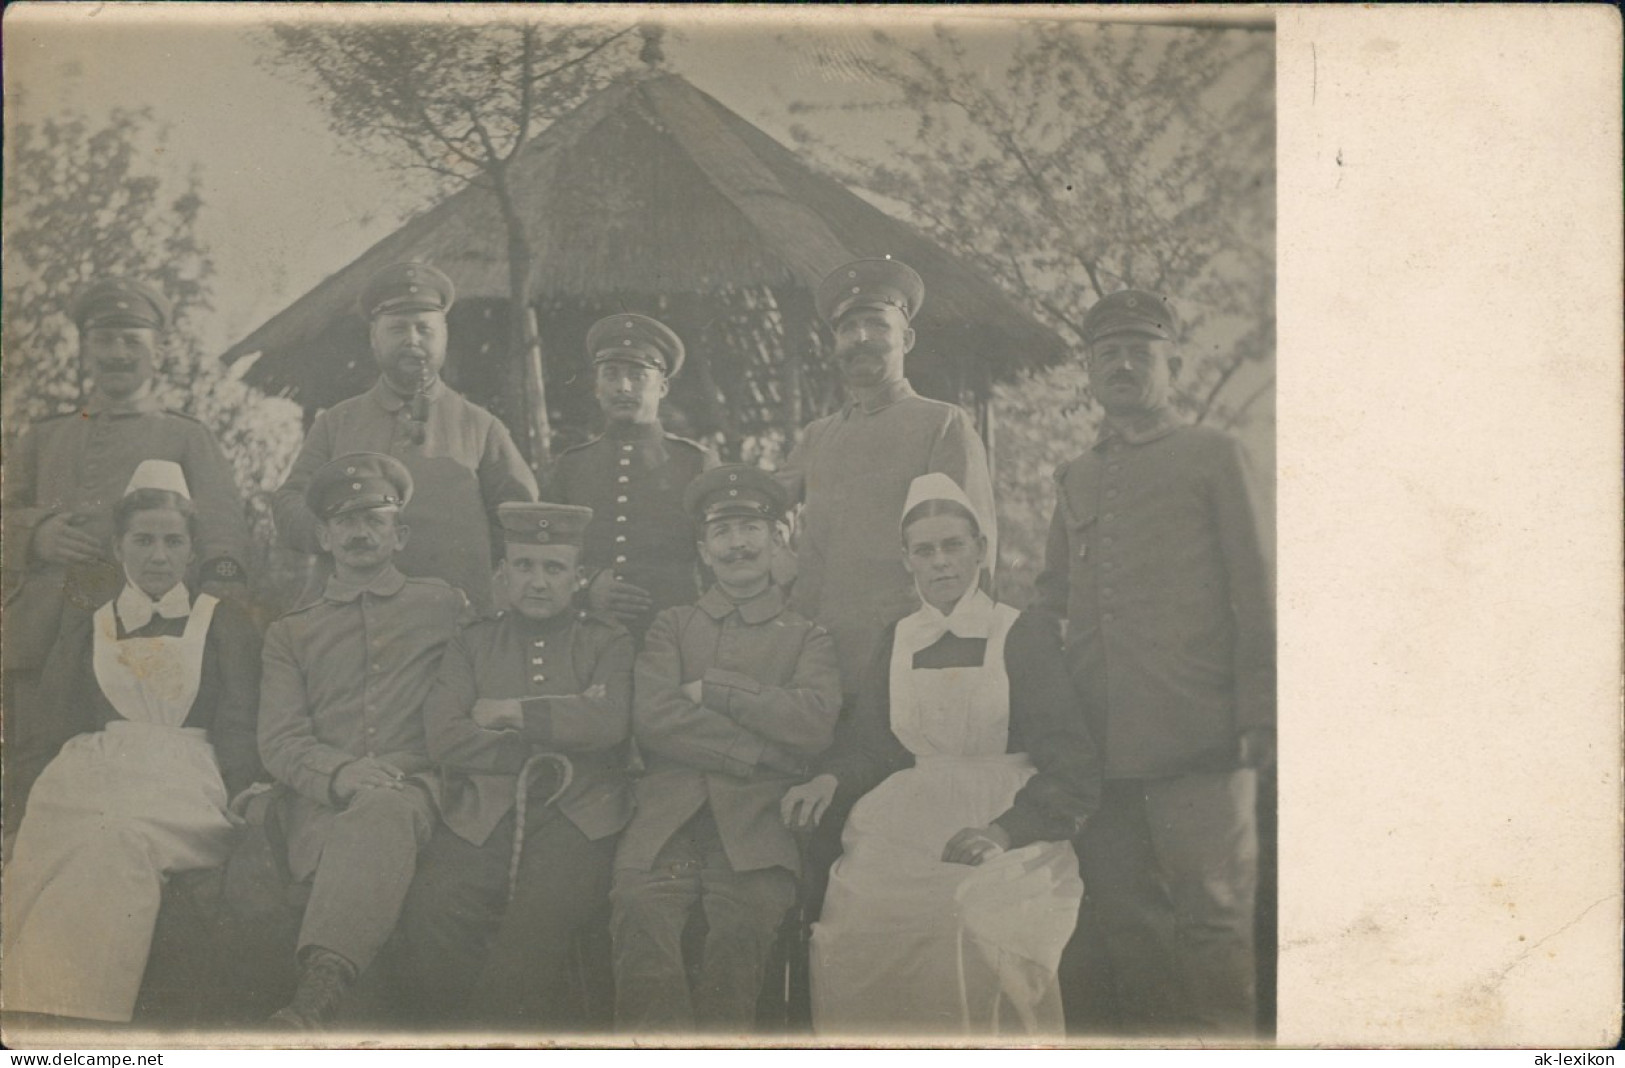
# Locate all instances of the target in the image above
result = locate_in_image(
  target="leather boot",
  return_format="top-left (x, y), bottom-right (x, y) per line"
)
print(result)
top-left (269, 946), bottom-right (357, 1030)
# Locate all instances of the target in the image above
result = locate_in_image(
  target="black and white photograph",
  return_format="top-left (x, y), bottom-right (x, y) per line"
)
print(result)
top-left (0, 2), bottom-right (1616, 1054)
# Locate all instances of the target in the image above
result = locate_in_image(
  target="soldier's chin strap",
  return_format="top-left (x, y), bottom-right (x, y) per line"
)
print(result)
top-left (508, 752), bottom-right (574, 905)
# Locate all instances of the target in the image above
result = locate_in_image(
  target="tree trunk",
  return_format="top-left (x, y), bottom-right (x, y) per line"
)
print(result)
top-left (494, 167), bottom-right (551, 469)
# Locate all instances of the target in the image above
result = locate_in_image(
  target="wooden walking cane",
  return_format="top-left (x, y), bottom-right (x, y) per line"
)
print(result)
top-left (507, 752), bottom-right (574, 905)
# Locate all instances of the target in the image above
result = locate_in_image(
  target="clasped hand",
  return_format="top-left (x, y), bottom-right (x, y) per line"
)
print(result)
top-left (33, 513), bottom-right (104, 566)
top-left (587, 573), bottom-right (653, 623)
top-left (334, 756), bottom-right (406, 800)
top-left (780, 773), bottom-right (837, 831)
top-left (941, 824), bottom-right (1010, 866)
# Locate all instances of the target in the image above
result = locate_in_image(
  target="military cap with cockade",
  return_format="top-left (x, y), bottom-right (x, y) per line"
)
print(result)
top-left (683, 464), bottom-right (789, 527)
top-left (585, 313), bottom-right (685, 378)
top-left (497, 502), bottom-right (593, 548)
top-left (72, 277), bottom-right (172, 332)
top-left (1081, 289), bottom-right (1180, 345)
top-left (359, 262), bottom-right (456, 319)
top-left (306, 452), bottom-right (414, 520)
top-left (814, 257), bottom-right (925, 326)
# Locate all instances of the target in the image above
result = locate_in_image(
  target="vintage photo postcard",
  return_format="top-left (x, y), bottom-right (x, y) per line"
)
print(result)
top-left (0, 2), bottom-right (1616, 1052)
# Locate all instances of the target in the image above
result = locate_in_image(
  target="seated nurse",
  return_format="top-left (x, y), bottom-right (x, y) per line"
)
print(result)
top-left (781, 472), bottom-right (1102, 1038)
top-left (1, 460), bottom-right (262, 1025)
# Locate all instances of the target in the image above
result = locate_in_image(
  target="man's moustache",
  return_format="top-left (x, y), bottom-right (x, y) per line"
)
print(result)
top-left (837, 343), bottom-right (887, 360)
top-left (343, 539), bottom-right (378, 551)
top-left (718, 549), bottom-right (761, 564)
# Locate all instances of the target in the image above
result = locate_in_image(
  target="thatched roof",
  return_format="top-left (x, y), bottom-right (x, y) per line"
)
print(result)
top-left (224, 73), bottom-right (1065, 399)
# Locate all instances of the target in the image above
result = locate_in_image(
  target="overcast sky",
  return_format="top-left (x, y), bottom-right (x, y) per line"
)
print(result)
top-left (4, 5), bottom-right (1077, 352)
top-left (3, 5), bottom-right (1268, 354)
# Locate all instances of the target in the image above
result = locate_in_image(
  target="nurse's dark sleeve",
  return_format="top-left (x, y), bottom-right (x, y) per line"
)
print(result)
top-left (11, 611), bottom-right (100, 813)
top-left (205, 598), bottom-right (265, 797)
top-left (993, 611), bottom-right (1102, 848)
top-left (818, 623), bottom-right (911, 813)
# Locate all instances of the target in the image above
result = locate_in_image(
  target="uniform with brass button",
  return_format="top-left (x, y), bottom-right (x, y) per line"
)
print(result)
top-left (539, 313), bottom-right (716, 643)
top-left (2, 277), bottom-right (252, 832)
top-left (272, 262), bottom-right (537, 618)
top-left (258, 452), bottom-right (468, 1030)
top-left (399, 501), bottom-right (635, 1028)
top-left (1033, 288), bottom-right (1275, 1036)
top-left (610, 463), bottom-right (841, 1031)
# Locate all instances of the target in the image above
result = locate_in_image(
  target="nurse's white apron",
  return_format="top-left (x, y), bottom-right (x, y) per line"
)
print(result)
top-left (1, 593), bottom-right (235, 1022)
top-left (810, 596), bottom-right (1083, 1038)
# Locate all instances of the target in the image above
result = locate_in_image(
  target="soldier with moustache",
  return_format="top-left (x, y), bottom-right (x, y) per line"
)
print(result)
top-left (776, 258), bottom-right (997, 699)
top-left (540, 314), bottom-right (717, 644)
top-left (3, 278), bottom-right (251, 833)
top-left (1034, 290), bottom-right (1275, 1037)
top-left (399, 502), bottom-right (635, 1030)
top-left (273, 262), bottom-right (537, 618)
top-left (257, 453), bottom-right (468, 1030)
top-left (610, 465), bottom-right (841, 1032)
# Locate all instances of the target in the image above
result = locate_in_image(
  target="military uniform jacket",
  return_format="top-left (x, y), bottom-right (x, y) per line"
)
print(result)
top-left (539, 421), bottom-right (716, 640)
top-left (426, 610), bottom-right (634, 848)
top-left (2, 393), bottom-right (251, 672)
top-left (777, 380), bottom-right (995, 693)
top-left (618, 584), bottom-right (841, 876)
top-left (1032, 413), bottom-right (1275, 780)
top-left (258, 566), bottom-right (466, 880)
top-left (272, 379), bottom-right (537, 617)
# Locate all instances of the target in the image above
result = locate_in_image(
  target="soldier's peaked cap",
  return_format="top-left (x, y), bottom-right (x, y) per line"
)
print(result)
top-left (307, 452), bottom-right (414, 520)
top-left (1082, 289), bottom-right (1180, 344)
top-left (684, 464), bottom-right (788, 527)
top-left (72, 277), bottom-right (172, 332)
top-left (360, 262), bottom-right (456, 319)
top-left (498, 502), bottom-right (593, 548)
top-left (586, 313), bottom-right (685, 378)
top-left (815, 257), bottom-right (924, 325)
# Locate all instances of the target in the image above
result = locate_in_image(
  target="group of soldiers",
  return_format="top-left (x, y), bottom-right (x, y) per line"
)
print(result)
top-left (2, 253), bottom-right (1274, 1037)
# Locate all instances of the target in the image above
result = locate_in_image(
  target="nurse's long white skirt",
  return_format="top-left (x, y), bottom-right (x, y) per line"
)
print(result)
top-left (809, 754), bottom-right (1083, 1039)
top-left (1, 721), bottom-right (235, 1022)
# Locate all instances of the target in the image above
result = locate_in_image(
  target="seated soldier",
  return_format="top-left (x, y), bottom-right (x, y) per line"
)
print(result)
top-left (256, 453), bottom-right (466, 1030)
top-left (399, 502), bottom-right (634, 1030)
top-left (610, 465), bottom-right (841, 1033)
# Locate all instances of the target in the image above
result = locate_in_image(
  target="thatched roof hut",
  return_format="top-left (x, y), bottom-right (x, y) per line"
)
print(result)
top-left (223, 73), bottom-right (1066, 461)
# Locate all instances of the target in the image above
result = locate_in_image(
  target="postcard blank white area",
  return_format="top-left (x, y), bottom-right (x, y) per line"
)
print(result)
top-left (1276, 7), bottom-right (1622, 1048)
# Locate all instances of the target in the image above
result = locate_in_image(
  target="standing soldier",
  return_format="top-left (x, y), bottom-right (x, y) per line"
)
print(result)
top-left (272, 262), bottom-right (537, 617)
top-left (540, 313), bottom-right (716, 643)
top-left (258, 453), bottom-right (467, 1030)
top-left (400, 502), bottom-right (635, 1030)
top-left (777, 258), bottom-right (996, 697)
top-left (3, 277), bottom-right (250, 831)
top-left (1034, 290), bottom-right (1275, 1037)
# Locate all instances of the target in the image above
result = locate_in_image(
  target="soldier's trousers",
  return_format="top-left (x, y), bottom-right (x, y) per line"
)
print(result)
top-left (1064, 771), bottom-right (1259, 1036)
top-left (609, 809), bottom-right (794, 1033)
top-left (296, 784), bottom-right (437, 974)
top-left (399, 804), bottom-right (614, 1028)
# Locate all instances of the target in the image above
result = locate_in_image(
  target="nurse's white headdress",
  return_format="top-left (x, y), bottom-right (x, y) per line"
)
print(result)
top-left (901, 472), bottom-right (991, 549)
top-left (114, 460), bottom-right (196, 626)
top-left (124, 459), bottom-right (192, 499)
top-left (903, 471), bottom-right (988, 536)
